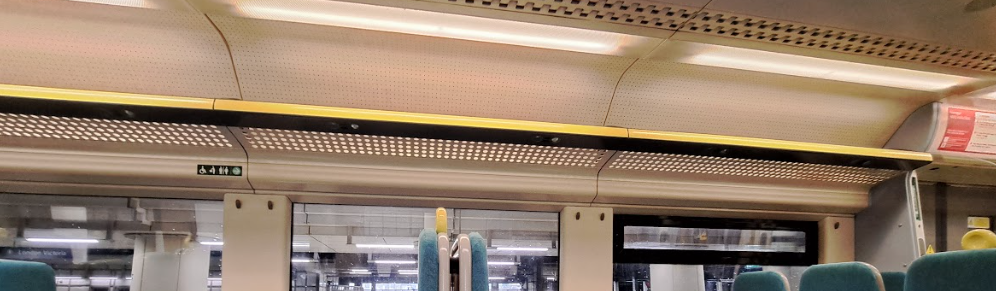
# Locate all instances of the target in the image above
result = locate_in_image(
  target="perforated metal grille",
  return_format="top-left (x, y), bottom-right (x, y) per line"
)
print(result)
top-left (683, 12), bottom-right (996, 73)
top-left (242, 128), bottom-right (607, 167)
top-left (426, 0), bottom-right (996, 72)
top-left (0, 113), bottom-right (233, 147)
top-left (424, 0), bottom-right (698, 30)
top-left (608, 151), bottom-right (899, 184)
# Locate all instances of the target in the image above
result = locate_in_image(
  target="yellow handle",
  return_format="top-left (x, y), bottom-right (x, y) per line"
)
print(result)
top-left (435, 208), bottom-right (447, 234)
top-left (962, 229), bottom-right (996, 250)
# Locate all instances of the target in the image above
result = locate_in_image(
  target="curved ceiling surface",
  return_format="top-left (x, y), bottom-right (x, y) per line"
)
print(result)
top-left (0, 0), bottom-right (241, 99)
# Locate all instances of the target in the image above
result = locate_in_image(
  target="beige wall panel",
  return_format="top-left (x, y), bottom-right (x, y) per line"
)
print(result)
top-left (0, 0), bottom-right (240, 99)
top-left (606, 60), bottom-right (933, 147)
top-left (209, 15), bottom-right (635, 125)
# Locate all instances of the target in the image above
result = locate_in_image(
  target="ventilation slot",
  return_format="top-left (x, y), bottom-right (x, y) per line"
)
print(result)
top-left (683, 12), bottom-right (996, 73)
top-left (0, 113), bottom-right (233, 147)
top-left (608, 151), bottom-right (900, 184)
top-left (242, 127), bottom-right (607, 167)
top-left (427, 0), bottom-right (695, 30)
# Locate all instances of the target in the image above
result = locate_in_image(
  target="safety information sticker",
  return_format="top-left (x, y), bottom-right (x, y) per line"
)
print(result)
top-left (197, 165), bottom-right (243, 176)
top-left (938, 108), bottom-right (996, 155)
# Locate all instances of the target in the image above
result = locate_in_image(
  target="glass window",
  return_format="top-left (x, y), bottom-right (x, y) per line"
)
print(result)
top-left (0, 193), bottom-right (224, 291)
top-left (290, 204), bottom-right (559, 291)
top-left (622, 226), bottom-right (807, 253)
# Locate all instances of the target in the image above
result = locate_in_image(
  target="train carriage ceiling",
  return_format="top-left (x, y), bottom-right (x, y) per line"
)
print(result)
top-left (0, 0), bottom-right (995, 147)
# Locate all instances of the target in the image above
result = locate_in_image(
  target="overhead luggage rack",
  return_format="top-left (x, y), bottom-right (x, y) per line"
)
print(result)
top-left (0, 87), bottom-right (933, 214)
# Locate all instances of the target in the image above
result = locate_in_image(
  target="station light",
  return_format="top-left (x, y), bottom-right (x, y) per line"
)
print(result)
top-left (372, 260), bottom-right (417, 264)
top-left (291, 258), bottom-right (314, 263)
top-left (25, 238), bottom-right (99, 244)
top-left (495, 247), bottom-right (549, 252)
top-left (487, 262), bottom-right (516, 266)
top-left (199, 241), bottom-right (224, 246)
top-left (398, 270), bottom-right (418, 275)
top-left (355, 244), bottom-right (413, 249)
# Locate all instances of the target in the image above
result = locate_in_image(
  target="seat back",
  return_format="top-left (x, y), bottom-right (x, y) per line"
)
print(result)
top-left (880, 272), bottom-right (905, 291)
top-left (800, 262), bottom-right (884, 291)
top-left (418, 229), bottom-right (439, 291)
top-left (0, 259), bottom-right (56, 291)
top-left (906, 249), bottom-right (996, 291)
top-left (468, 232), bottom-right (489, 291)
top-left (733, 271), bottom-right (790, 291)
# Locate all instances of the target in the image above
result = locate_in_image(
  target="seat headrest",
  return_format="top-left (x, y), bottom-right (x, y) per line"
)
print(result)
top-left (907, 249), bottom-right (996, 291)
top-left (734, 271), bottom-right (790, 291)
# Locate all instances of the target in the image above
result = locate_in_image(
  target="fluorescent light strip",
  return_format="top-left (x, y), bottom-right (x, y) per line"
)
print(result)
top-left (372, 260), bottom-right (417, 264)
top-left (488, 262), bottom-right (516, 266)
top-left (355, 244), bottom-right (413, 249)
top-left (292, 242), bottom-right (311, 247)
top-left (236, 0), bottom-right (646, 55)
top-left (547, 277), bottom-right (556, 281)
top-left (398, 270), bottom-right (418, 275)
top-left (199, 241), bottom-right (224, 246)
top-left (496, 247), bottom-right (549, 252)
top-left (489, 277), bottom-right (505, 280)
top-left (89, 277), bottom-right (120, 280)
top-left (683, 44), bottom-right (976, 91)
top-left (55, 277), bottom-right (83, 280)
top-left (67, 0), bottom-right (158, 9)
top-left (291, 259), bottom-right (314, 263)
top-left (25, 238), bottom-right (99, 244)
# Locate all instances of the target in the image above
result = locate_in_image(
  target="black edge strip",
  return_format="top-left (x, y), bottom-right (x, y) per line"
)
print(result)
top-left (613, 214), bottom-right (819, 266)
top-left (0, 96), bottom-right (928, 171)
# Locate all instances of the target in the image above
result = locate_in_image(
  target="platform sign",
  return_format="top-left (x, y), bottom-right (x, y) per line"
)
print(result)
top-left (0, 247), bottom-right (72, 262)
top-left (197, 165), bottom-right (243, 176)
top-left (937, 107), bottom-right (996, 155)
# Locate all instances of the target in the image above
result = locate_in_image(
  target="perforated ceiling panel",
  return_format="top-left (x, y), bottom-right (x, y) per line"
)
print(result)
top-left (605, 60), bottom-right (934, 147)
top-left (242, 128), bottom-right (606, 167)
top-left (703, 0), bottom-right (996, 55)
top-left (0, 113), bottom-right (234, 147)
top-left (0, 0), bottom-right (240, 99)
top-left (417, 0), bottom-right (705, 30)
top-left (209, 15), bottom-right (634, 125)
top-left (609, 151), bottom-right (899, 184)
top-left (682, 10), bottom-right (996, 73)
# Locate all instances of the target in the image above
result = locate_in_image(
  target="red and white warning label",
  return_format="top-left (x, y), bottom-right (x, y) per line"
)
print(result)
top-left (938, 107), bottom-right (996, 154)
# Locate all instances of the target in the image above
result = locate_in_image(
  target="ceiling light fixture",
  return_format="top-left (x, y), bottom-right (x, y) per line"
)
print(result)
top-left (488, 277), bottom-right (505, 280)
top-left (682, 44), bottom-right (976, 91)
top-left (199, 241), bottom-right (224, 246)
top-left (355, 244), bottom-right (414, 249)
top-left (291, 258), bottom-right (314, 263)
top-left (487, 262), bottom-right (516, 266)
top-left (233, 0), bottom-right (655, 56)
top-left (398, 270), bottom-right (418, 275)
top-left (25, 238), bottom-right (99, 244)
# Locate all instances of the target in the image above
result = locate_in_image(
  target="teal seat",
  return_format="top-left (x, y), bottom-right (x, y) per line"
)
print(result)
top-left (417, 229), bottom-right (439, 291)
top-left (906, 249), bottom-right (996, 291)
top-left (468, 232), bottom-right (488, 291)
top-left (800, 262), bottom-right (884, 291)
top-left (0, 259), bottom-right (56, 291)
top-left (734, 271), bottom-right (790, 291)
top-left (880, 272), bottom-right (905, 291)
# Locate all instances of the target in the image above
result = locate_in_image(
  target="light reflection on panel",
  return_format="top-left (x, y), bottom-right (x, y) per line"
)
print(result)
top-left (623, 226), bottom-right (806, 253)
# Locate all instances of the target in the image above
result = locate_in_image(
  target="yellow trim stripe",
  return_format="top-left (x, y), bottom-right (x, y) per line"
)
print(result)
top-left (215, 99), bottom-right (630, 138)
top-left (629, 129), bottom-right (933, 161)
top-left (0, 84), bottom-right (215, 110)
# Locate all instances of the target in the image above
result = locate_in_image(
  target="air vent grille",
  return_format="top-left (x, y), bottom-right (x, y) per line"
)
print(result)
top-left (427, 0), bottom-right (696, 30)
top-left (608, 151), bottom-right (899, 184)
top-left (0, 113), bottom-right (233, 147)
top-left (684, 12), bottom-right (996, 72)
top-left (242, 128), bottom-right (607, 167)
top-left (426, 0), bottom-right (996, 72)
